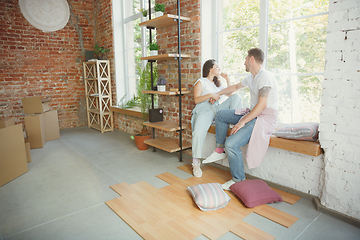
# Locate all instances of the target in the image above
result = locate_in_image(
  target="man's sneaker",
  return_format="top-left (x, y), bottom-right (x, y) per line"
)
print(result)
top-left (192, 162), bottom-right (202, 178)
top-left (202, 151), bottom-right (226, 163)
top-left (222, 180), bottom-right (236, 190)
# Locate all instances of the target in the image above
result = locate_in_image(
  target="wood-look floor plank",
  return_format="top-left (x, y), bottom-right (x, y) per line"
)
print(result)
top-left (271, 187), bottom-right (301, 205)
top-left (230, 221), bottom-right (276, 240)
top-left (106, 164), bottom-right (300, 240)
top-left (254, 205), bottom-right (299, 228)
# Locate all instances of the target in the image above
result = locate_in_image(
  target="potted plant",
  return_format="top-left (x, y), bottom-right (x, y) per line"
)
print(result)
top-left (157, 76), bottom-right (166, 92)
top-left (133, 63), bottom-right (159, 150)
top-left (92, 43), bottom-right (110, 60)
top-left (154, 3), bottom-right (165, 17)
top-left (149, 42), bottom-right (159, 56)
top-left (139, 8), bottom-right (147, 21)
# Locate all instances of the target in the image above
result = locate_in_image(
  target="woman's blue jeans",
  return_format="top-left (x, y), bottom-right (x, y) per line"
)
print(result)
top-left (214, 109), bottom-right (256, 182)
top-left (191, 94), bottom-right (242, 158)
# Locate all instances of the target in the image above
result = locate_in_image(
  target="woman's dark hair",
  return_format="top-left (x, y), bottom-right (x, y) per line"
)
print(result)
top-left (202, 59), bottom-right (220, 87)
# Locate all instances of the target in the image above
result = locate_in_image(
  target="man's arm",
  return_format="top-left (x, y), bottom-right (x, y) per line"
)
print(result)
top-left (230, 86), bottom-right (271, 135)
top-left (217, 82), bottom-right (245, 96)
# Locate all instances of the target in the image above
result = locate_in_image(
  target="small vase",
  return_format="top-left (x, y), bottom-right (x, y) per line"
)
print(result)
top-left (150, 50), bottom-right (158, 56)
top-left (155, 11), bottom-right (163, 18)
top-left (141, 16), bottom-right (147, 22)
top-left (157, 85), bottom-right (166, 92)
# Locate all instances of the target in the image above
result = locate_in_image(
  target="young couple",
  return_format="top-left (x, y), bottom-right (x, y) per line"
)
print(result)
top-left (191, 48), bottom-right (279, 190)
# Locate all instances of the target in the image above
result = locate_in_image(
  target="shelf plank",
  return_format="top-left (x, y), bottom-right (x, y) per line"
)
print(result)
top-left (88, 109), bottom-right (100, 114)
top-left (139, 14), bottom-right (190, 28)
top-left (142, 90), bottom-right (191, 95)
top-left (143, 120), bottom-right (189, 132)
top-left (269, 136), bottom-right (323, 157)
top-left (140, 53), bottom-right (191, 61)
top-left (144, 137), bottom-right (191, 153)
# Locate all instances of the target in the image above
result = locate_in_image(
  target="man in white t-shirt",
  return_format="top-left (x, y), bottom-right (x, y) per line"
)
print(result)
top-left (203, 48), bottom-right (279, 190)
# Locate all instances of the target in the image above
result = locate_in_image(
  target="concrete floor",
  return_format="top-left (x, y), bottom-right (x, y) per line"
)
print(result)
top-left (0, 127), bottom-right (359, 240)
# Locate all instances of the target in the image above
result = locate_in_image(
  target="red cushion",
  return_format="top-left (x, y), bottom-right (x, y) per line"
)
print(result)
top-left (230, 179), bottom-right (283, 208)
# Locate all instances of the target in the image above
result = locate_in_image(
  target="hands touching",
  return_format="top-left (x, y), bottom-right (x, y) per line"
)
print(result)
top-left (209, 93), bottom-right (220, 104)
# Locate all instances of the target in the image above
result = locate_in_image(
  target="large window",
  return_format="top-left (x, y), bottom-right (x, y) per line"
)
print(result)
top-left (217, 0), bottom-right (328, 123)
top-left (121, 0), bottom-right (156, 102)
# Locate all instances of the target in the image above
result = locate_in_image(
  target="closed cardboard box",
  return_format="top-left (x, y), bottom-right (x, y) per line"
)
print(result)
top-left (21, 97), bottom-right (50, 114)
top-left (0, 124), bottom-right (28, 187)
top-left (0, 117), bottom-right (15, 129)
top-left (24, 113), bottom-right (46, 149)
top-left (43, 110), bottom-right (60, 141)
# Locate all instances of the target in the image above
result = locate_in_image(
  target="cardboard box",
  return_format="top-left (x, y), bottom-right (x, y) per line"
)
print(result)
top-left (21, 97), bottom-right (51, 114)
top-left (24, 113), bottom-right (46, 149)
top-left (0, 117), bottom-right (15, 129)
top-left (24, 138), bottom-right (32, 163)
top-left (0, 124), bottom-right (28, 187)
top-left (43, 110), bottom-right (60, 141)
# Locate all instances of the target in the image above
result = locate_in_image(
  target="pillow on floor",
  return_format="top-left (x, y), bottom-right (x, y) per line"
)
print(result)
top-left (230, 179), bottom-right (283, 208)
top-left (188, 183), bottom-right (231, 211)
top-left (273, 122), bottom-right (319, 141)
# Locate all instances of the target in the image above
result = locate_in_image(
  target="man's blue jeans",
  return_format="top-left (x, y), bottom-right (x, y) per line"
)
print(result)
top-left (214, 109), bottom-right (256, 182)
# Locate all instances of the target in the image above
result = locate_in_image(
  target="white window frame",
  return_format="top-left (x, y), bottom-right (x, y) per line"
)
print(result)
top-left (206, 0), bottom-right (329, 123)
top-left (113, 0), bottom-right (154, 104)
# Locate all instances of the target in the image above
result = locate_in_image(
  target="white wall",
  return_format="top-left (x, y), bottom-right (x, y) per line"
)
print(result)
top-left (319, 0), bottom-right (360, 220)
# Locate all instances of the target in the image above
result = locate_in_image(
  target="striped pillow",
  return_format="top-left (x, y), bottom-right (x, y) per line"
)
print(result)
top-left (273, 122), bottom-right (319, 141)
top-left (188, 183), bottom-right (231, 211)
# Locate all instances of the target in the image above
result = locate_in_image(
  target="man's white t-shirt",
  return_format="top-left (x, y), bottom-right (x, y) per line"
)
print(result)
top-left (241, 68), bottom-right (278, 110)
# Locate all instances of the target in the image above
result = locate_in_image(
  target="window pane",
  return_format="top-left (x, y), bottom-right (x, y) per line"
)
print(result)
top-left (220, 0), bottom-right (260, 31)
top-left (267, 15), bottom-right (328, 74)
top-left (269, 0), bottom-right (329, 22)
top-left (219, 28), bottom-right (259, 75)
top-left (276, 75), bottom-right (323, 123)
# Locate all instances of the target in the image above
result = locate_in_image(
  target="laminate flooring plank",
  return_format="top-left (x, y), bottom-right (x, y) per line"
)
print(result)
top-left (254, 205), bottom-right (299, 228)
top-left (230, 221), bottom-right (276, 240)
top-left (271, 187), bottom-right (301, 205)
top-left (106, 163), bottom-right (300, 240)
top-left (109, 182), bottom-right (134, 196)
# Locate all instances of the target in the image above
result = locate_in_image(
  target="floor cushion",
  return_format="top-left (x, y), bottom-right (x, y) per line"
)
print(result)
top-left (188, 183), bottom-right (231, 211)
top-left (230, 179), bottom-right (283, 208)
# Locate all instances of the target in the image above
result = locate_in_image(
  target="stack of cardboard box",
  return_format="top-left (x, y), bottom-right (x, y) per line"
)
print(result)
top-left (0, 97), bottom-right (60, 187)
top-left (0, 118), bottom-right (29, 187)
top-left (21, 97), bottom-right (60, 149)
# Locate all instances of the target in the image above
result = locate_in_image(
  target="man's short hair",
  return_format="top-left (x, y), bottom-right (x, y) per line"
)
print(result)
top-left (248, 48), bottom-right (264, 64)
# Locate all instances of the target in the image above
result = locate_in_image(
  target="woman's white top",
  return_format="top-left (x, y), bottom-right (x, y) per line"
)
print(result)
top-left (194, 77), bottom-right (227, 105)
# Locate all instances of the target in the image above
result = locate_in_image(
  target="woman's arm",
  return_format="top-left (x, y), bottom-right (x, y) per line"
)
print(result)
top-left (193, 81), bottom-right (220, 104)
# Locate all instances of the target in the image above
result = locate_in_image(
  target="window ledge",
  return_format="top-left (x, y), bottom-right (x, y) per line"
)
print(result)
top-left (207, 125), bottom-right (323, 157)
top-left (110, 106), bottom-right (148, 119)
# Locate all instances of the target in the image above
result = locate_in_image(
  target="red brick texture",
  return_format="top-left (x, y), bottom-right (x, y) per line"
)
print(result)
top-left (0, 0), bottom-right (113, 129)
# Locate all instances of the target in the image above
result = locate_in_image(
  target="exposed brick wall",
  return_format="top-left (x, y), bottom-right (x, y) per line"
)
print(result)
top-left (0, 0), bottom-right (114, 130)
top-left (94, 0), bottom-right (116, 103)
top-left (319, 0), bottom-right (360, 220)
top-left (156, 0), bottom-right (200, 142)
